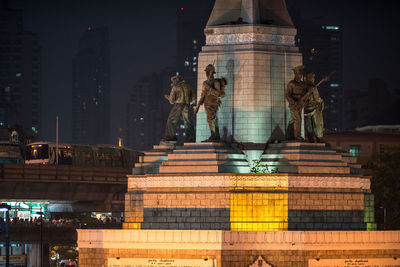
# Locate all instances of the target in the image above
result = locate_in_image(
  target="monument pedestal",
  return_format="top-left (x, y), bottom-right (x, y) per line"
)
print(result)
top-left (77, 0), bottom-right (400, 265)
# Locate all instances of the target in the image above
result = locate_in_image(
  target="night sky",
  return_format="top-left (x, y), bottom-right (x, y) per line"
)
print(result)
top-left (9, 0), bottom-right (400, 144)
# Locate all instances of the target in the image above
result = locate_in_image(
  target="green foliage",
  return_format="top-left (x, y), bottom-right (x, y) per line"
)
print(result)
top-left (250, 159), bottom-right (278, 173)
top-left (368, 146), bottom-right (400, 230)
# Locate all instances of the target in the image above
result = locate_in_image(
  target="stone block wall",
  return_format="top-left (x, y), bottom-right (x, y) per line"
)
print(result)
top-left (196, 25), bottom-right (302, 144)
top-left (124, 174), bottom-right (375, 231)
top-left (78, 230), bottom-right (400, 267)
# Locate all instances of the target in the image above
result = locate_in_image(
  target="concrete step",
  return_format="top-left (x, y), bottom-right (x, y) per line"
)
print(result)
top-left (168, 152), bottom-right (246, 160)
top-left (262, 153), bottom-right (342, 161)
top-left (183, 142), bottom-right (226, 147)
top-left (172, 148), bottom-right (231, 153)
top-left (140, 155), bottom-right (168, 163)
top-left (268, 164), bottom-right (350, 174)
top-left (266, 148), bottom-right (337, 154)
top-left (262, 159), bottom-right (348, 167)
top-left (143, 150), bottom-right (170, 156)
top-left (160, 164), bottom-right (251, 174)
top-left (268, 142), bottom-right (326, 148)
top-left (160, 165), bottom-right (220, 173)
top-left (341, 155), bottom-right (358, 164)
top-left (348, 163), bottom-right (362, 168)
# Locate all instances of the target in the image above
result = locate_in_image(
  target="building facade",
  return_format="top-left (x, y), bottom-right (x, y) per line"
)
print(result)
top-left (72, 26), bottom-right (110, 145)
top-left (125, 69), bottom-right (174, 150)
top-left (294, 19), bottom-right (344, 131)
top-left (0, 1), bottom-right (41, 139)
top-left (176, 7), bottom-right (211, 90)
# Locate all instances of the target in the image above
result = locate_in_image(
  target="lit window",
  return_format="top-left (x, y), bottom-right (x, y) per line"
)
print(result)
top-left (16, 73), bottom-right (22, 77)
top-left (193, 56), bottom-right (197, 61)
top-left (180, 125), bottom-right (185, 129)
top-left (193, 40), bottom-right (197, 44)
top-left (326, 26), bottom-right (339, 30)
top-left (330, 84), bottom-right (339, 87)
top-left (192, 67), bottom-right (196, 72)
top-left (331, 36), bottom-right (337, 41)
top-left (349, 145), bottom-right (361, 157)
top-left (184, 61), bottom-right (190, 67)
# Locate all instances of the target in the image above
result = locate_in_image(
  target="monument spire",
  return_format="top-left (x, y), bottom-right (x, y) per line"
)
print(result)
top-left (207, 0), bottom-right (294, 27)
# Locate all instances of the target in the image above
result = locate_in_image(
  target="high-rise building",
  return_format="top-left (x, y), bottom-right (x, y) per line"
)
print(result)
top-left (0, 0), bottom-right (41, 139)
top-left (72, 26), bottom-right (110, 145)
top-left (176, 7), bottom-right (211, 91)
top-left (292, 18), bottom-right (344, 131)
top-left (125, 68), bottom-right (174, 150)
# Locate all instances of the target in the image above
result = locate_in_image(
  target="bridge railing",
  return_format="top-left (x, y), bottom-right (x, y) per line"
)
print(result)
top-left (0, 164), bottom-right (131, 183)
top-left (1, 222), bottom-right (122, 243)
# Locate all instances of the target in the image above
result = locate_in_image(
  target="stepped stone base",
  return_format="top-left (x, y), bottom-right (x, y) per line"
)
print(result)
top-left (134, 141), bottom-right (250, 174)
top-left (262, 142), bottom-right (363, 175)
top-left (124, 173), bottom-right (375, 231)
top-left (132, 141), bottom-right (176, 174)
top-left (160, 142), bottom-right (250, 174)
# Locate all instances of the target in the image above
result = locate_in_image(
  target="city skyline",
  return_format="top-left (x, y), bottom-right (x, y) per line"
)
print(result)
top-left (6, 0), bottom-right (400, 145)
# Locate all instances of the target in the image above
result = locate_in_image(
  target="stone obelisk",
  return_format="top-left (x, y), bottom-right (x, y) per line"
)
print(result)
top-left (196, 0), bottom-right (302, 151)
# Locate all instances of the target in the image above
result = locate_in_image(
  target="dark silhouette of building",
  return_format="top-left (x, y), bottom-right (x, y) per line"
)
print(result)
top-left (176, 7), bottom-right (211, 91)
top-left (72, 26), bottom-right (110, 145)
top-left (125, 68), bottom-right (174, 150)
top-left (0, 0), bottom-right (41, 139)
top-left (288, 6), bottom-right (344, 131)
top-left (295, 19), bottom-right (344, 131)
top-left (367, 78), bottom-right (391, 125)
top-left (343, 78), bottom-right (396, 129)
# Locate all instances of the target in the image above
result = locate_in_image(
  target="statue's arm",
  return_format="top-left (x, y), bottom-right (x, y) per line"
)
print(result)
top-left (285, 82), bottom-right (295, 106)
top-left (168, 87), bottom-right (176, 104)
top-left (194, 83), bottom-right (206, 114)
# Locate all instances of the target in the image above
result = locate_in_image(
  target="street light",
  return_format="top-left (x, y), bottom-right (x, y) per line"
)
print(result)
top-left (37, 211), bottom-right (44, 267)
top-left (0, 204), bottom-right (11, 267)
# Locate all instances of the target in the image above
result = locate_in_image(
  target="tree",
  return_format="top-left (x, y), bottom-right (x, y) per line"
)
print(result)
top-left (369, 146), bottom-right (400, 230)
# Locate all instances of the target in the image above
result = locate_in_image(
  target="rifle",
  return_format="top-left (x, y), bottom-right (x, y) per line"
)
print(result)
top-left (300, 71), bottom-right (336, 105)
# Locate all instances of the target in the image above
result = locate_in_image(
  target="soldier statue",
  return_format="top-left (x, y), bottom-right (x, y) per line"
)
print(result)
top-left (194, 64), bottom-right (227, 141)
top-left (303, 72), bottom-right (329, 142)
top-left (285, 65), bottom-right (306, 140)
top-left (164, 75), bottom-right (195, 142)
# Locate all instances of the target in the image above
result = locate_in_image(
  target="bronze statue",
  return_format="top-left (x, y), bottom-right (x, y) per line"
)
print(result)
top-left (194, 64), bottom-right (227, 141)
top-left (303, 72), bottom-right (331, 142)
top-left (164, 75), bottom-right (195, 142)
top-left (285, 65), bottom-right (306, 140)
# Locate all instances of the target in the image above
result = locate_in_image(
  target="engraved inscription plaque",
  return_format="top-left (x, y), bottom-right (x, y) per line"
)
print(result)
top-left (309, 258), bottom-right (400, 267)
top-left (108, 258), bottom-right (216, 267)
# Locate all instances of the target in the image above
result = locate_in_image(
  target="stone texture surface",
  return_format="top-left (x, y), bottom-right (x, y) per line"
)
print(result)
top-left (78, 230), bottom-right (400, 267)
top-left (124, 173), bottom-right (374, 231)
top-left (132, 141), bottom-right (176, 175)
top-left (196, 24), bottom-right (302, 145)
top-left (262, 142), bottom-right (363, 175)
top-left (159, 142), bottom-right (250, 174)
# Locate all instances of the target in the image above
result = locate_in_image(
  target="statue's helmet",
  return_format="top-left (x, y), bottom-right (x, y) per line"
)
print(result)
top-left (204, 64), bottom-right (216, 74)
top-left (170, 75), bottom-right (182, 82)
top-left (292, 65), bottom-right (304, 74)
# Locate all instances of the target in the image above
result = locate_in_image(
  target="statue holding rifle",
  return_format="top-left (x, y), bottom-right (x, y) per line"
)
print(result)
top-left (164, 75), bottom-right (195, 142)
top-left (302, 71), bottom-right (333, 142)
top-left (285, 65), bottom-right (306, 141)
top-left (194, 64), bottom-right (227, 141)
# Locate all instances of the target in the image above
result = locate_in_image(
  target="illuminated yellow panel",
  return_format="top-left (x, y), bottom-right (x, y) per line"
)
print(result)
top-left (123, 222), bottom-right (141, 230)
top-left (230, 192), bottom-right (288, 231)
